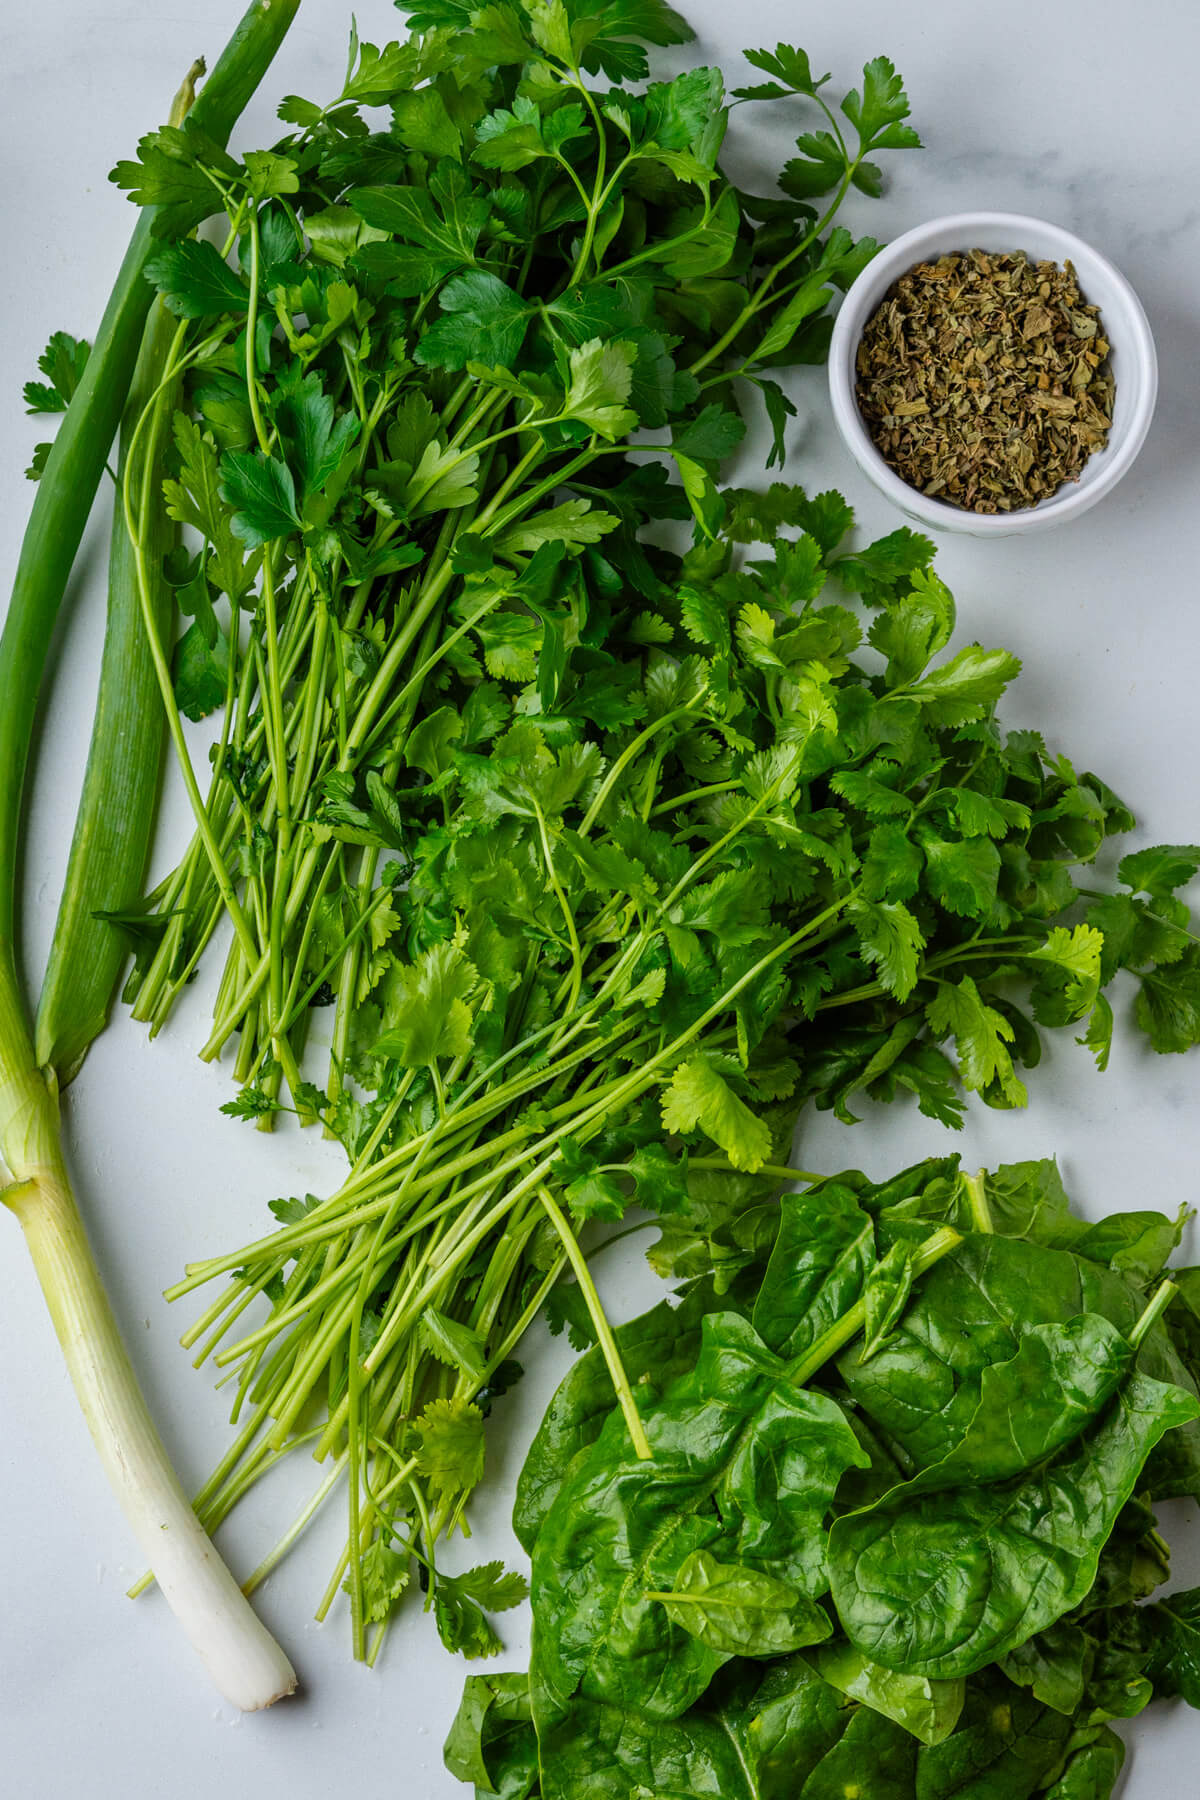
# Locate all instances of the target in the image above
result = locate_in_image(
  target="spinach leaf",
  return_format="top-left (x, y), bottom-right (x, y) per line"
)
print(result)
top-left (535, 1656), bottom-right (863, 1800)
top-left (513, 1277), bottom-right (720, 1553)
top-left (1039, 1729), bottom-right (1125, 1800)
top-left (828, 1370), bottom-right (1198, 1677)
top-left (752, 1181), bottom-right (874, 1357)
top-left (648, 1549), bottom-right (833, 1657)
top-left (808, 1640), bottom-right (964, 1745)
top-left (798, 1703), bottom-right (917, 1796)
top-left (996, 1620), bottom-right (1093, 1715)
top-left (530, 1312), bottom-right (866, 1722)
top-left (1146, 1584), bottom-right (1200, 1705)
top-left (443, 1673), bottom-right (539, 1799)
top-left (837, 1232), bottom-right (1185, 1471)
top-left (913, 1668), bottom-right (1074, 1799)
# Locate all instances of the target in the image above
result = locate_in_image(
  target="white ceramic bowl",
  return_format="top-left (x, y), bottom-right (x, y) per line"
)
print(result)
top-left (827, 211), bottom-right (1157, 537)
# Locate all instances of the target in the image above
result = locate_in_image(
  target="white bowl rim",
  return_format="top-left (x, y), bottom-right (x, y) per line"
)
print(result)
top-left (826, 209), bottom-right (1158, 536)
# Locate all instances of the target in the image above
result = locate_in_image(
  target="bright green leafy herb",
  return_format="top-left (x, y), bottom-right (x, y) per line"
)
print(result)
top-left (71, 0), bottom-right (1200, 1689)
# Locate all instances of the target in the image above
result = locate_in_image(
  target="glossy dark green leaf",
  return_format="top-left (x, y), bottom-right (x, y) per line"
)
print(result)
top-left (649, 1549), bottom-right (833, 1657)
top-left (914, 1669), bottom-right (1074, 1800)
top-left (829, 1369), bottom-right (1197, 1678)
top-left (809, 1640), bottom-right (963, 1745)
top-left (530, 1313), bottom-right (865, 1723)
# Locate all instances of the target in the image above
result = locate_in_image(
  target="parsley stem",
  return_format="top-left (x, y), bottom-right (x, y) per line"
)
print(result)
top-left (686, 165), bottom-right (859, 378)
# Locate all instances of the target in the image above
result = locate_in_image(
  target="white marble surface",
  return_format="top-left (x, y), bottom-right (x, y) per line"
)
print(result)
top-left (1, 2), bottom-right (1198, 1795)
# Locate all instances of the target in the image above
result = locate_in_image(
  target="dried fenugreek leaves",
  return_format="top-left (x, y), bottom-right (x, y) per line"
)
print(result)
top-left (855, 249), bottom-right (1114, 513)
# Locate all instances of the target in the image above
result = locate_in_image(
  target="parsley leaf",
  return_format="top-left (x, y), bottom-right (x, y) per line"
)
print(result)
top-left (23, 330), bottom-right (90, 413)
top-left (144, 240), bottom-right (249, 318)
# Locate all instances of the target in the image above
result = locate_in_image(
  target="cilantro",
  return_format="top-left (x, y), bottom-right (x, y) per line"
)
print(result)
top-left (219, 1084), bottom-right (281, 1121)
top-left (545, 1280), bottom-right (600, 1351)
top-left (410, 1397), bottom-right (486, 1498)
top-left (371, 943), bottom-right (476, 1067)
top-left (849, 898), bottom-right (924, 1001)
top-left (662, 1054), bottom-right (773, 1172)
top-left (345, 1538), bottom-right (411, 1625)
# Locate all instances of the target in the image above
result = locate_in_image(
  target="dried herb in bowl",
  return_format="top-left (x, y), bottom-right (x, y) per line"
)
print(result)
top-left (855, 249), bottom-right (1115, 513)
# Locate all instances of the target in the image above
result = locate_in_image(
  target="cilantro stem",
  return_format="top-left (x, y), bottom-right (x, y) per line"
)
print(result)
top-left (536, 1185), bottom-right (652, 1459)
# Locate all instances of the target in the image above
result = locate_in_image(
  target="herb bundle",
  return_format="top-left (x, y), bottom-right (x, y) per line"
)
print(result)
top-left (51, 0), bottom-right (1200, 1676)
top-left (154, 475), bottom-right (1200, 1662)
top-left (448, 1158), bottom-right (1200, 1800)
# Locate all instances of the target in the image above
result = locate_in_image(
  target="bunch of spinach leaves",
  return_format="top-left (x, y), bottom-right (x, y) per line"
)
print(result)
top-left (448, 1158), bottom-right (1200, 1798)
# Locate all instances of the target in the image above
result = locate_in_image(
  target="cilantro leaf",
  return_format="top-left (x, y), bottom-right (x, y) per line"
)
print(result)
top-left (1028, 924), bottom-right (1105, 1018)
top-left (348, 1538), bottom-right (411, 1625)
top-left (268, 1193), bottom-right (322, 1226)
top-left (927, 975), bottom-right (1028, 1105)
top-left (446, 1561), bottom-right (529, 1613)
top-left (850, 898), bottom-right (924, 1001)
top-left (832, 527), bottom-right (935, 605)
top-left (662, 1053), bottom-right (773, 1172)
top-left (1118, 845), bottom-right (1200, 899)
top-left (1077, 993), bottom-right (1115, 1072)
top-left (410, 1396), bottom-right (486, 1497)
top-left (907, 645), bottom-right (1022, 724)
top-left (371, 942), bottom-right (476, 1067)
top-left (421, 1308), bottom-right (489, 1383)
top-left (920, 834), bottom-right (1001, 919)
top-left (1135, 948), bottom-right (1200, 1053)
top-left (544, 1279), bottom-right (599, 1350)
top-left (219, 1084), bottom-right (280, 1121)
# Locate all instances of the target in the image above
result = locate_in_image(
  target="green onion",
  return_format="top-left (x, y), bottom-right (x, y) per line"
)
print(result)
top-left (0, 0), bottom-right (304, 1708)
